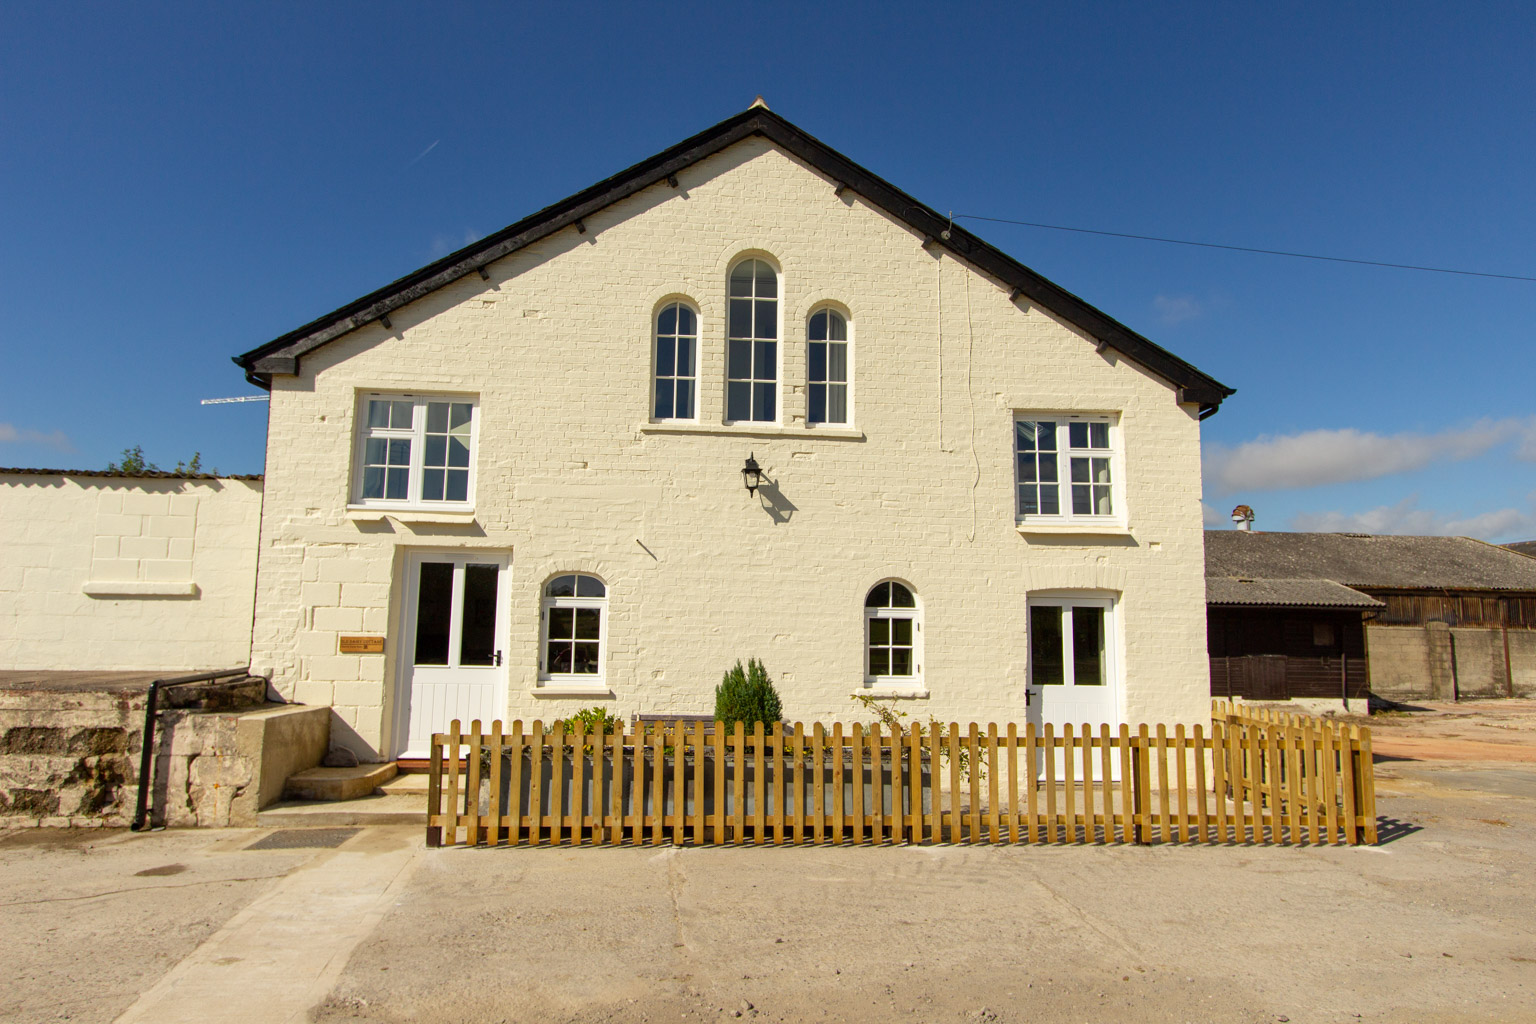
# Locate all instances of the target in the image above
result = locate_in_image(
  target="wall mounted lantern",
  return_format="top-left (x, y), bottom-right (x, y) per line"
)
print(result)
top-left (741, 454), bottom-right (763, 496)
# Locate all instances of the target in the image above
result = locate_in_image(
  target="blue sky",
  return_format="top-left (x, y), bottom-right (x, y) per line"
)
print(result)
top-left (3, 2), bottom-right (1534, 539)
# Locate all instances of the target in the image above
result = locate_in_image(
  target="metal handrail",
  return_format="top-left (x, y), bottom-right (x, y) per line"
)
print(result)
top-left (129, 668), bottom-right (254, 832)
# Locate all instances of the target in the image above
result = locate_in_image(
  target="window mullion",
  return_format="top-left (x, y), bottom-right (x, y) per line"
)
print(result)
top-left (1061, 606), bottom-right (1076, 688)
top-left (447, 561), bottom-right (466, 669)
top-left (411, 401), bottom-right (428, 504)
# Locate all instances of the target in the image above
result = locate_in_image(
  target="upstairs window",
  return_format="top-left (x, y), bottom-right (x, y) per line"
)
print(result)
top-left (541, 574), bottom-right (607, 681)
top-left (355, 394), bottom-right (477, 506)
top-left (807, 309), bottom-right (850, 425)
top-left (726, 259), bottom-right (778, 422)
top-left (1015, 415), bottom-right (1118, 522)
top-left (653, 302), bottom-right (697, 420)
top-left (865, 581), bottom-right (922, 688)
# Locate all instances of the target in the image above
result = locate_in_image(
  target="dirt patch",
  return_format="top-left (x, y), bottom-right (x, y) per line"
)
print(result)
top-left (1354, 699), bottom-right (1536, 764)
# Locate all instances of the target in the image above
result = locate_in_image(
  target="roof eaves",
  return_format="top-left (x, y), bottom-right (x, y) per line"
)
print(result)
top-left (1, 467), bottom-right (263, 481)
top-left (234, 108), bottom-right (1234, 411)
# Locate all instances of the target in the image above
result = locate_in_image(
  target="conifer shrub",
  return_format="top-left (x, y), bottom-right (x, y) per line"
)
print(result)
top-left (713, 658), bottom-right (783, 727)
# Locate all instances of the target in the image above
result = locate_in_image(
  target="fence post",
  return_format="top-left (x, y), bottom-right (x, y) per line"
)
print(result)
top-left (1357, 726), bottom-right (1378, 845)
top-left (1131, 728), bottom-right (1146, 844)
top-left (426, 734), bottom-right (444, 848)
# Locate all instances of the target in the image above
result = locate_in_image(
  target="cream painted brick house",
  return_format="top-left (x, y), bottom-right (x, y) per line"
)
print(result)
top-left (236, 105), bottom-right (1233, 761)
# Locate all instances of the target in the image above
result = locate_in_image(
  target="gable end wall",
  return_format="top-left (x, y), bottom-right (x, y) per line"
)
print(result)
top-left (250, 140), bottom-right (1211, 756)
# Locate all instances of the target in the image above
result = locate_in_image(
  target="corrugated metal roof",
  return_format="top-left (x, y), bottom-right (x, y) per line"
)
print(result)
top-left (0, 467), bottom-right (262, 481)
top-left (1207, 576), bottom-right (1383, 608)
top-left (1206, 530), bottom-right (1536, 592)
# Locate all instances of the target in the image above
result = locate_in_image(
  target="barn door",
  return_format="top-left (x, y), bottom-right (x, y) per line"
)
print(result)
top-left (1244, 654), bottom-right (1289, 700)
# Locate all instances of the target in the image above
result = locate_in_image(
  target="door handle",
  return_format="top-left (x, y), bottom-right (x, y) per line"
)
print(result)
top-left (494, 650), bottom-right (502, 666)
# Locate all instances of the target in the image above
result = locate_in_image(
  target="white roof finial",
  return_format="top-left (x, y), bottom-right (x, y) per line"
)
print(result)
top-left (749, 95), bottom-right (770, 111)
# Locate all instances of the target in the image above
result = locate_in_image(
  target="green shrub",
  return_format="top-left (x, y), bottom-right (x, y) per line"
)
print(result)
top-left (563, 706), bottom-right (620, 734)
top-left (714, 658), bottom-right (783, 727)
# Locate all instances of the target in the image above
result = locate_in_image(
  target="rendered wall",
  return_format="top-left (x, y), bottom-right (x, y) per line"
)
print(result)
top-left (1366, 623), bottom-right (1536, 700)
top-left (248, 139), bottom-right (1214, 758)
top-left (0, 474), bottom-right (263, 670)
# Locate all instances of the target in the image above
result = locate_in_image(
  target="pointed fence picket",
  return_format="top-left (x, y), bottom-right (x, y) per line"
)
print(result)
top-left (427, 704), bottom-right (1376, 849)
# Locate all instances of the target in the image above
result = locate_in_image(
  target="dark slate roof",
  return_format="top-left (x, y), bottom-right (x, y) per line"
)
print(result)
top-left (234, 106), bottom-right (1233, 413)
top-left (1206, 530), bottom-right (1536, 592)
top-left (1207, 577), bottom-right (1383, 609)
top-left (0, 467), bottom-right (262, 481)
top-left (1506, 541), bottom-right (1536, 559)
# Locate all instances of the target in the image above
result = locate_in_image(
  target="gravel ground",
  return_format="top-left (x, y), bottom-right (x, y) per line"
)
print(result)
top-left (311, 764), bottom-right (1536, 1024)
top-left (4, 705), bottom-right (1535, 1024)
top-left (0, 827), bottom-right (306, 1024)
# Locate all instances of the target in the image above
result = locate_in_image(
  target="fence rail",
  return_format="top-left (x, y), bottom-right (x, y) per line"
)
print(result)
top-left (427, 708), bottom-right (1376, 849)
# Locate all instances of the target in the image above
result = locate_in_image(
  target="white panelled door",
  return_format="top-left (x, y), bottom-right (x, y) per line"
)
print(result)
top-left (1027, 596), bottom-right (1119, 777)
top-left (395, 551), bottom-right (509, 758)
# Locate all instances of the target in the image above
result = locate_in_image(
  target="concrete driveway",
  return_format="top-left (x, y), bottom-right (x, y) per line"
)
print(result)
top-left (3, 754), bottom-right (1534, 1024)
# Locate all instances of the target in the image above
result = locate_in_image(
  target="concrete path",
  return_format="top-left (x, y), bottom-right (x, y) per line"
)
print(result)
top-left (112, 829), bottom-right (421, 1024)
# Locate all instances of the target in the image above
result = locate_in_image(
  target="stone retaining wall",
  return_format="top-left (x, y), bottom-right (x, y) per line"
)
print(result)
top-left (0, 680), bottom-right (329, 828)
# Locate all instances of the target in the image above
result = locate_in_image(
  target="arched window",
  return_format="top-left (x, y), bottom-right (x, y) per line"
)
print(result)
top-left (865, 581), bottom-right (921, 687)
top-left (653, 302), bottom-right (697, 420)
top-left (541, 574), bottom-right (607, 680)
top-left (726, 259), bottom-right (778, 422)
top-left (807, 309), bottom-right (849, 425)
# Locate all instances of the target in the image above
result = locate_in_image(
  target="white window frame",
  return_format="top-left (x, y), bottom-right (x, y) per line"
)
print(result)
top-left (351, 392), bottom-right (479, 510)
top-left (724, 257), bottom-right (782, 425)
top-left (1026, 595), bottom-right (1118, 690)
top-left (864, 580), bottom-right (924, 693)
top-left (806, 306), bottom-right (853, 428)
top-left (1013, 413), bottom-right (1124, 527)
top-left (652, 300), bottom-right (700, 423)
top-left (539, 574), bottom-right (609, 689)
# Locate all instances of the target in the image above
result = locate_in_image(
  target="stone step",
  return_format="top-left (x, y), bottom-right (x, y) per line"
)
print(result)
top-left (256, 792), bottom-right (425, 827)
top-left (282, 762), bottom-right (397, 802)
top-left (377, 772), bottom-right (430, 795)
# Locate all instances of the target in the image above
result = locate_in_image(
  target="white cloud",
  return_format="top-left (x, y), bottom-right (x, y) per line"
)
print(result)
top-left (1152, 294), bottom-right (1202, 326)
top-left (0, 423), bottom-right (72, 452)
top-left (1205, 419), bottom-right (1527, 495)
top-left (427, 227), bottom-right (484, 260)
top-left (1290, 495), bottom-right (1536, 541)
top-left (1201, 501), bottom-right (1226, 527)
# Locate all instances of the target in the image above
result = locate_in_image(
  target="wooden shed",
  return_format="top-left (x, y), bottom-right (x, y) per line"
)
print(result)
top-left (1207, 531), bottom-right (1536, 703)
top-left (1206, 577), bottom-right (1380, 704)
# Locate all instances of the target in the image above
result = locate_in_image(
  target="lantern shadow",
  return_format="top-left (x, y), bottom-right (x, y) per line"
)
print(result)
top-left (755, 477), bottom-right (797, 525)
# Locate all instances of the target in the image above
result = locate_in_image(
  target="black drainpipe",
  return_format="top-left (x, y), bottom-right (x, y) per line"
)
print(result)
top-left (130, 668), bottom-right (253, 832)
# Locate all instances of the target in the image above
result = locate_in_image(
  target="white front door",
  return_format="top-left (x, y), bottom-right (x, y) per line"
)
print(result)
top-left (395, 551), bottom-right (509, 758)
top-left (1028, 596), bottom-right (1119, 776)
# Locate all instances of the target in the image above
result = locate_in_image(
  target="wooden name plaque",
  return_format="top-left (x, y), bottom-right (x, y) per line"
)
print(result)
top-left (338, 635), bottom-right (385, 654)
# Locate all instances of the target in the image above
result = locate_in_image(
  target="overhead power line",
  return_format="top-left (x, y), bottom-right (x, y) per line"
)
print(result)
top-left (951, 214), bottom-right (1536, 283)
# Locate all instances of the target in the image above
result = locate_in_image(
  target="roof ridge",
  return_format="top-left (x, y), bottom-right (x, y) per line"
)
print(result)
top-left (234, 107), bottom-right (1233, 412)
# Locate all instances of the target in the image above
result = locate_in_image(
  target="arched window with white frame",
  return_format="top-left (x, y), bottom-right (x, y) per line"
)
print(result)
top-left (541, 574), bottom-right (608, 683)
top-left (807, 308), bottom-right (850, 426)
top-left (865, 580), bottom-right (922, 689)
top-left (653, 301), bottom-right (697, 420)
top-left (726, 258), bottom-right (778, 423)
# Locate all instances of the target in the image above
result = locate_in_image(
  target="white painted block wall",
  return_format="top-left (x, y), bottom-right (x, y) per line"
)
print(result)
top-left (1, 474), bottom-right (263, 670)
top-left (248, 139), bottom-right (1213, 757)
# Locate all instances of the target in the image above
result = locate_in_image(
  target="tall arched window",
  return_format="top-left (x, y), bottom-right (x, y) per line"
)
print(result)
top-left (541, 574), bottom-right (607, 681)
top-left (865, 581), bottom-right (922, 688)
top-left (807, 309), bottom-right (849, 425)
top-left (726, 259), bottom-right (778, 422)
top-left (654, 302), bottom-right (697, 420)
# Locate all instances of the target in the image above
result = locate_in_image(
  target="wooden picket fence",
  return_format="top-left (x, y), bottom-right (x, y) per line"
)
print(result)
top-left (426, 707), bottom-right (1376, 849)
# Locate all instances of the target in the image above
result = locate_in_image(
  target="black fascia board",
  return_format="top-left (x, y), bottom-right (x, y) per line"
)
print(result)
top-left (234, 108), bottom-right (1234, 412)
